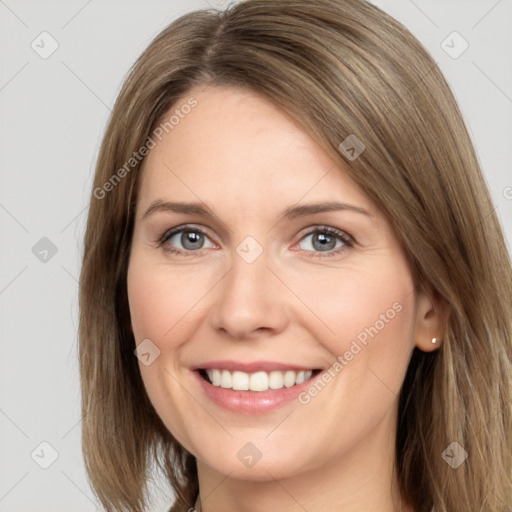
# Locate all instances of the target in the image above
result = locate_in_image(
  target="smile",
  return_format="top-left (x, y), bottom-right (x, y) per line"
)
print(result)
top-left (199, 368), bottom-right (321, 392)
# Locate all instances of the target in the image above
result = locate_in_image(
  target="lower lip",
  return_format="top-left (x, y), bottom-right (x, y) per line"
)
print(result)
top-left (193, 370), bottom-right (320, 414)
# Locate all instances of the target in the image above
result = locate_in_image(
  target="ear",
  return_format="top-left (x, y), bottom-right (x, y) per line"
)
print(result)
top-left (414, 288), bottom-right (445, 352)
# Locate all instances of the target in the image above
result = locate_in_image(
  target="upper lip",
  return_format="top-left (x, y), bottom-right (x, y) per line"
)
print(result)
top-left (191, 360), bottom-right (320, 373)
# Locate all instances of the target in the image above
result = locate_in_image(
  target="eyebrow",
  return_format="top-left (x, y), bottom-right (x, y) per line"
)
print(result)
top-left (141, 199), bottom-right (372, 223)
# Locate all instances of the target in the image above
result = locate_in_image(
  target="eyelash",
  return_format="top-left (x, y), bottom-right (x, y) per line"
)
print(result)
top-left (156, 224), bottom-right (354, 258)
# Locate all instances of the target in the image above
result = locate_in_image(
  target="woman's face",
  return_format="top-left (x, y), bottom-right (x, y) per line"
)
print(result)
top-left (127, 85), bottom-right (435, 482)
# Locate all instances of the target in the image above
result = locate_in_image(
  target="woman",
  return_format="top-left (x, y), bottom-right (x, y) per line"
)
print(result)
top-left (78, 0), bottom-right (512, 511)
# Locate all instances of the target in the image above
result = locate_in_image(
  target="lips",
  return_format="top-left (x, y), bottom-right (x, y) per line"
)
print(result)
top-left (192, 366), bottom-right (324, 414)
top-left (189, 359), bottom-right (325, 413)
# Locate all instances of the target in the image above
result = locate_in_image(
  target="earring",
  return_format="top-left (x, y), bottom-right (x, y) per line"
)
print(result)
top-left (432, 337), bottom-right (438, 344)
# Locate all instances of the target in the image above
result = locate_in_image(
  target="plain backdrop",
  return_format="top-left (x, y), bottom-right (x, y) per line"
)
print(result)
top-left (0, 0), bottom-right (511, 510)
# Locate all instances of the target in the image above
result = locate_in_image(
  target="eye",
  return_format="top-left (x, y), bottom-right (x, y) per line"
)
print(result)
top-left (296, 226), bottom-right (353, 257)
top-left (157, 225), bottom-right (216, 256)
top-left (157, 224), bottom-right (354, 258)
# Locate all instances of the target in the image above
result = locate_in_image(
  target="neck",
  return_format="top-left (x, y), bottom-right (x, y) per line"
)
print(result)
top-left (193, 404), bottom-right (414, 512)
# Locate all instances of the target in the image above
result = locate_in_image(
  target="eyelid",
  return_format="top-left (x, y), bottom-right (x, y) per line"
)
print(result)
top-left (296, 224), bottom-right (353, 242)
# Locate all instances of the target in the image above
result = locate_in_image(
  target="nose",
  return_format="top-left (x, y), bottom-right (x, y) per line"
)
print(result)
top-left (209, 246), bottom-right (289, 339)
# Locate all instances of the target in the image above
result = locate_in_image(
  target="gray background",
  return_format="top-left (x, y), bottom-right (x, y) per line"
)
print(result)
top-left (0, 0), bottom-right (511, 510)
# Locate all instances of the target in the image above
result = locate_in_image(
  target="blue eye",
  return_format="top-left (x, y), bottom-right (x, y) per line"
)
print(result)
top-left (296, 227), bottom-right (353, 257)
top-left (158, 225), bottom-right (215, 256)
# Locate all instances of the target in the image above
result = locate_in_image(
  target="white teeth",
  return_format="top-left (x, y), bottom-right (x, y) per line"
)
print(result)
top-left (211, 369), bottom-right (221, 386)
top-left (250, 371), bottom-right (269, 392)
top-left (220, 369), bottom-right (231, 388)
top-left (232, 371), bottom-right (249, 391)
top-left (205, 368), bottom-right (314, 391)
top-left (283, 370), bottom-right (296, 388)
top-left (268, 371), bottom-right (284, 389)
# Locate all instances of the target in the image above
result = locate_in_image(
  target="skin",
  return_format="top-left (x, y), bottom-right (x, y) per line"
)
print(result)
top-left (127, 84), bottom-right (441, 512)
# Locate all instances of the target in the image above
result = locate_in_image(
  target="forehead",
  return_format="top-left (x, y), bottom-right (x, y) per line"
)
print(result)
top-left (137, 85), bottom-right (375, 216)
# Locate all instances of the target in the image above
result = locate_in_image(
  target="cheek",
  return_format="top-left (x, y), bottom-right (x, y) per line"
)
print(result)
top-left (297, 259), bottom-right (412, 329)
top-left (126, 255), bottom-right (202, 446)
top-left (295, 260), bottom-right (416, 386)
top-left (127, 255), bottom-right (213, 342)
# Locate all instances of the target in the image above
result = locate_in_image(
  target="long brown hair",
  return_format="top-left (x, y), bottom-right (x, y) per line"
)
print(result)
top-left (79, 1), bottom-right (512, 510)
